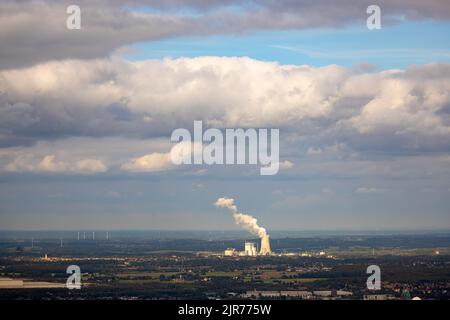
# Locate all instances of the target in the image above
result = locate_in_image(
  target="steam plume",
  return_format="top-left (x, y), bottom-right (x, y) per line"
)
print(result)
top-left (214, 197), bottom-right (267, 238)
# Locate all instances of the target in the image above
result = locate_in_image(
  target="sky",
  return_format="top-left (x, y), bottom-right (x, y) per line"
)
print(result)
top-left (1, 0), bottom-right (450, 231)
top-left (126, 21), bottom-right (450, 69)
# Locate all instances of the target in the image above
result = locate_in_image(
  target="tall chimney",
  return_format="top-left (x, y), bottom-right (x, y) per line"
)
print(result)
top-left (259, 235), bottom-right (271, 255)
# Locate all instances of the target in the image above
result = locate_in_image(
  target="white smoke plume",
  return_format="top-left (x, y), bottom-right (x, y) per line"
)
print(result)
top-left (214, 197), bottom-right (267, 238)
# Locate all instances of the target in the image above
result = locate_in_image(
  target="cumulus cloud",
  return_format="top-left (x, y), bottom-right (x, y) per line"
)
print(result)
top-left (1, 57), bottom-right (450, 154)
top-left (120, 141), bottom-right (203, 172)
top-left (279, 160), bottom-right (294, 170)
top-left (307, 147), bottom-right (323, 155)
top-left (3, 154), bottom-right (107, 174)
top-left (121, 152), bottom-right (173, 172)
top-left (0, 136), bottom-right (210, 175)
top-left (3, 154), bottom-right (37, 172)
top-left (2, 1), bottom-right (450, 69)
top-left (37, 155), bottom-right (69, 172)
top-left (355, 187), bottom-right (389, 194)
top-left (1, 57), bottom-right (450, 179)
top-left (75, 159), bottom-right (108, 173)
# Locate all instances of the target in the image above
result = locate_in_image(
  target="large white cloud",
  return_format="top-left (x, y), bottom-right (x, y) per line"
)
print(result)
top-left (1, 57), bottom-right (450, 151)
top-left (1, 57), bottom-right (450, 176)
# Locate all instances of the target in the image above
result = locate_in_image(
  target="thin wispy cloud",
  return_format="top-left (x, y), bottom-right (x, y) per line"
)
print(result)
top-left (271, 45), bottom-right (450, 60)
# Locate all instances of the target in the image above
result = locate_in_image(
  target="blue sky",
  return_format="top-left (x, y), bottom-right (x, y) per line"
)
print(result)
top-left (125, 21), bottom-right (450, 69)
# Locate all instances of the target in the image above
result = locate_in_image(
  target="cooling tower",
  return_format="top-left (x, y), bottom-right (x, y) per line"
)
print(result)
top-left (259, 235), bottom-right (271, 255)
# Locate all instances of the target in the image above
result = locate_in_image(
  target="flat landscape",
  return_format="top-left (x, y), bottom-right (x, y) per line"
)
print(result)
top-left (1, 232), bottom-right (449, 300)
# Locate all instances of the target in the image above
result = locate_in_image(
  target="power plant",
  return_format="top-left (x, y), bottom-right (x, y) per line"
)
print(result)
top-left (224, 237), bottom-right (271, 257)
top-left (215, 197), bottom-right (272, 256)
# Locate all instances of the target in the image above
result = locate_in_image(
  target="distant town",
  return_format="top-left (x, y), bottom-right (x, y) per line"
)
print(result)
top-left (1, 231), bottom-right (449, 300)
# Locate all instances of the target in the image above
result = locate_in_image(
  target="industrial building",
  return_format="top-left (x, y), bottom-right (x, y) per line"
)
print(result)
top-left (244, 242), bottom-right (258, 256)
top-left (224, 248), bottom-right (236, 256)
top-left (223, 236), bottom-right (271, 256)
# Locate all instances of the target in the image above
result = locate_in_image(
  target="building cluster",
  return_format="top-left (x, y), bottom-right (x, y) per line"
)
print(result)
top-left (241, 290), bottom-right (353, 299)
top-left (224, 236), bottom-right (272, 256)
